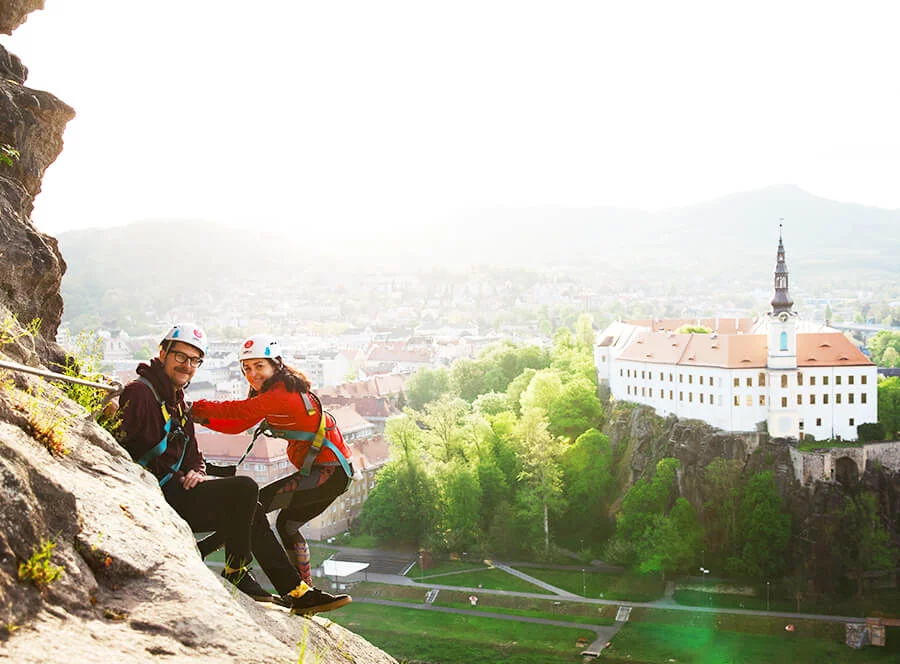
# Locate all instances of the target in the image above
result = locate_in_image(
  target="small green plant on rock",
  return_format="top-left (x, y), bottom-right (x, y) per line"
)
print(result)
top-left (2, 378), bottom-right (73, 456)
top-left (0, 315), bottom-right (41, 350)
top-left (18, 538), bottom-right (64, 591)
top-left (0, 143), bottom-right (20, 167)
top-left (58, 330), bottom-right (121, 436)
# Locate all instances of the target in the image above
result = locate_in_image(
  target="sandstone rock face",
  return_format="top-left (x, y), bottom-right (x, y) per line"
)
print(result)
top-left (0, 0), bottom-right (43, 35)
top-left (0, 360), bottom-right (397, 663)
top-left (0, 45), bottom-right (73, 368)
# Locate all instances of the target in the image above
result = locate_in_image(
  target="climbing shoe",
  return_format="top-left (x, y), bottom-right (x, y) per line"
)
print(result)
top-left (278, 581), bottom-right (352, 615)
top-left (221, 566), bottom-right (277, 602)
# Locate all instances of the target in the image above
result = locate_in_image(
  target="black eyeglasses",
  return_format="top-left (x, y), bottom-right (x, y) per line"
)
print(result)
top-left (168, 350), bottom-right (204, 368)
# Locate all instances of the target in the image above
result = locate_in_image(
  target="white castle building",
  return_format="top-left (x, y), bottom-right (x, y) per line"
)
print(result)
top-left (594, 232), bottom-right (877, 441)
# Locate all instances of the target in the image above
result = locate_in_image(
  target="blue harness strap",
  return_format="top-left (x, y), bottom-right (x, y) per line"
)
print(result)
top-left (135, 377), bottom-right (188, 487)
top-left (243, 392), bottom-right (354, 480)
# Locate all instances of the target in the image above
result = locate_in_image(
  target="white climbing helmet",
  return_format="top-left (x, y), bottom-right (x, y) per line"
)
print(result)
top-left (239, 334), bottom-right (282, 363)
top-left (161, 324), bottom-right (208, 356)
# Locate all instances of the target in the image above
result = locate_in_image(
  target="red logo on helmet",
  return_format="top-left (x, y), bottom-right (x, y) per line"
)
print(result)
top-left (244, 340), bottom-right (254, 349)
top-left (193, 329), bottom-right (204, 339)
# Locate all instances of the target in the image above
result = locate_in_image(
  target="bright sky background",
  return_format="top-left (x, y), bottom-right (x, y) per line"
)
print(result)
top-left (6, 0), bottom-right (900, 235)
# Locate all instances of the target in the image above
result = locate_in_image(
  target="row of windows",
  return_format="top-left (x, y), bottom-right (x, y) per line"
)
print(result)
top-left (804, 417), bottom-right (857, 428)
top-left (735, 373), bottom-right (868, 388)
top-left (627, 385), bottom-right (869, 408)
top-left (620, 367), bottom-right (868, 388)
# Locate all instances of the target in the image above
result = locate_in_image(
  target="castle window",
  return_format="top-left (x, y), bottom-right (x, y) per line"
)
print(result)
top-left (758, 373), bottom-right (766, 387)
top-left (700, 376), bottom-right (705, 385)
top-left (848, 393), bottom-right (855, 404)
top-left (810, 394), bottom-right (816, 405)
top-left (861, 375), bottom-right (867, 385)
top-left (649, 388), bottom-right (653, 398)
top-left (689, 392), bottom-right (693, 402)
top-left (849, 375), bottom-right (855, 385)
top-left (780, 331), bottom-right (788, 351)
top-left (733, 377), bottom-right (739, 387)
top-left (700, 393), bottom-right (704, 403)
top-left (680, 391), bottom-right (684, 401)
top-left (689, 375), bottom-right (693, 384)
top-left (862, 393), bottom-right (867, 404)
top-left (669, 373), bottom-right (674, 382)
top-left (810, 376), bottom-right (816, 386)
top-left (797, 394), bottom-right (802, 405)
top-left (781, 397), bottom-right (788, 408)
top-left (660, 372), bottom-right (664, 381)
top-left (849, 418), bottom-right (855, 426)
top-left (759, 395), bottom-right (766, 406)
top-left (680, 374), bottom-right (684, 383)
top-left (816, 418), bottom-right (822, 426)
top-left (836, 393), bottom-right (842, 404)
top-left (641, 387), bottom-right (646, 396)
top-left (709, 393), bottom-right (714, 405)
top-left (620, 369), bottom-right (623, 377)
top-left (627, 386), bottom-right (631, 395)
top-left (641, 370), bottom-right (646, 379)
top-left (823, 376), bottom-right (830, 386)
top-left (746, 395), bottom-right (753, 407)
top-left (734, 395), bottom-right (739, 406)
top-left (836, 375), bottom-right (842, 385)
top-left (824, 394), bottom-right (829, 404)
top-left (781, 375), bottom-right (788, 388)
top-left (797, 372), bottom-right (803, 386)
top-left (746, 377), bottom-right (752, 387)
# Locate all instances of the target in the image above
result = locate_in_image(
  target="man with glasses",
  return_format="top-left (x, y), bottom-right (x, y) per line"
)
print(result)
top-left (118, 324), bottom-right (274, 601)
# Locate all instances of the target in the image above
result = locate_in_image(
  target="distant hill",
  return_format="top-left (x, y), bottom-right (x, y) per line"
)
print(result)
top-left (55, 185), bottom-right (900, 328)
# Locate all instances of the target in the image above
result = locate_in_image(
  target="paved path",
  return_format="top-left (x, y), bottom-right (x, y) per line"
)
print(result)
top-left (487, 560), bottom-right (580, 598)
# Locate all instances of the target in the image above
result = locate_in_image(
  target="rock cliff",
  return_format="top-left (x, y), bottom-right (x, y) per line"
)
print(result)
top-left (0, 4), bottom-right (396, 662)
top-left (606, 403), bottom-right (900, 593)
top-left (0, 38), bottom-right (71, 369)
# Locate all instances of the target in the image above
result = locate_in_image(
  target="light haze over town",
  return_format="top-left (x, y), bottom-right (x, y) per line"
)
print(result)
top-left (7, 0), bottom-right (900, 237)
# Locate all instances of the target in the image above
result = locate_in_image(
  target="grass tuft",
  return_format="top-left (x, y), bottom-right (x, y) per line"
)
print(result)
top-left (18, 538), bottom-right (64, 591)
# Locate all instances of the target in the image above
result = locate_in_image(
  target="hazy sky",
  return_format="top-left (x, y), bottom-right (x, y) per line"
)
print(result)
top-left (6, 1), bottom-right (900, 234)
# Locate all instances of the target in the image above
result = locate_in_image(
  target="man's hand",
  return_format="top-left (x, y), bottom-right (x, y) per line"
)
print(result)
top-left (180, 469), bottom-right (206, 490)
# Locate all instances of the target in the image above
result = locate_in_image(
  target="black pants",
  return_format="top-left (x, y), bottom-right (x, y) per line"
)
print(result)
top-left (163, 475), bottom-right (258, 568)
top-left (198, 468), bottom-right (350, 587)
top-left (168, 475), bottom-right (304, 596)
top-left (265, 468), bottom-right (352, 544)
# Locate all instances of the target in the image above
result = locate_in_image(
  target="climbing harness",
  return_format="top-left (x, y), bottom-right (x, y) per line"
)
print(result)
top-left (134, 376), bottom-right (189, 487)
top-left (214, 391), bottom-right (354, 481)
top-left (0, 358), bottom-right (122, 420)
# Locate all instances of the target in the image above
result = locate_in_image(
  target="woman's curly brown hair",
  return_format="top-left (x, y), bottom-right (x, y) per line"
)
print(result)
top-left (248, 360), bottom-right (311, 397)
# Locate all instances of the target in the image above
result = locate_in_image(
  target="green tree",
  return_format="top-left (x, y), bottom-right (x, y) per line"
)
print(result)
top-left (878, 377), bottom-right (900, 440)
top-left (547, 377), bottom-right (605, 441)
top-left (867, 330), bottom-right (900, 366)
top-left (505, 368), bottom-right (536, 416)
top-left (574, 314), bottom-right (596, 350)
top-left (559, 429), bottom-right (615, 547)
top-left (613, 458), bottom-right (680, 567)
top-left (836, 493), bottom-right (897, 598)
top-left (727, 471), bottom-right (790, 580)
top-left (520, 369), bottom-right (563, 414)
top-left (882, 346), bottom-right (900, 368)
top-left (450, 358), bottom-right (486, 402)
top-left (640, 497), bottom-right (704, 578)
top-left (421, 397), bottom-right (470, 462)
top-left (515, 408), bottom-right (566, 555)
top-left (703, 459), bottom-right (744, 562)
top-left (472, 391), bottom-right (510, 416)
top-left (436, 461), bottom-right (483, 554)
top-left (358, 459), bottom-right (439, 545)
top-left (406, 367), bottom-right (451, 410)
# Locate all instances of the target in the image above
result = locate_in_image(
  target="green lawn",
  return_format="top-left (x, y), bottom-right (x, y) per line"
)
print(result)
top-left (675, 588), bottom-right (900, 618)
top-left (412, 559), bottom-right (492, 577)
top-left (411, 566), bottom-right (553, 593)
top-left (513, 566), bottom-right (665, 602)
top-left (327, 602), bottom-right (593, 664)
top-left (606, 620), bottom-right (900, 663)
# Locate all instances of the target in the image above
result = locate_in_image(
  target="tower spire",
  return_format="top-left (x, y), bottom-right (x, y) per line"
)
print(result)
top-left (771, 221), bottom-right (793, 314)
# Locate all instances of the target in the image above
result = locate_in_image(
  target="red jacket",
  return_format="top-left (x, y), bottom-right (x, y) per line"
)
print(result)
top-left (191, 383), bottom-right (352, 472)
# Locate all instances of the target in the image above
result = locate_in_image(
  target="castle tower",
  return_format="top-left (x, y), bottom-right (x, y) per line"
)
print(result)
top-left (767, 224), bottom-right (799, 439)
